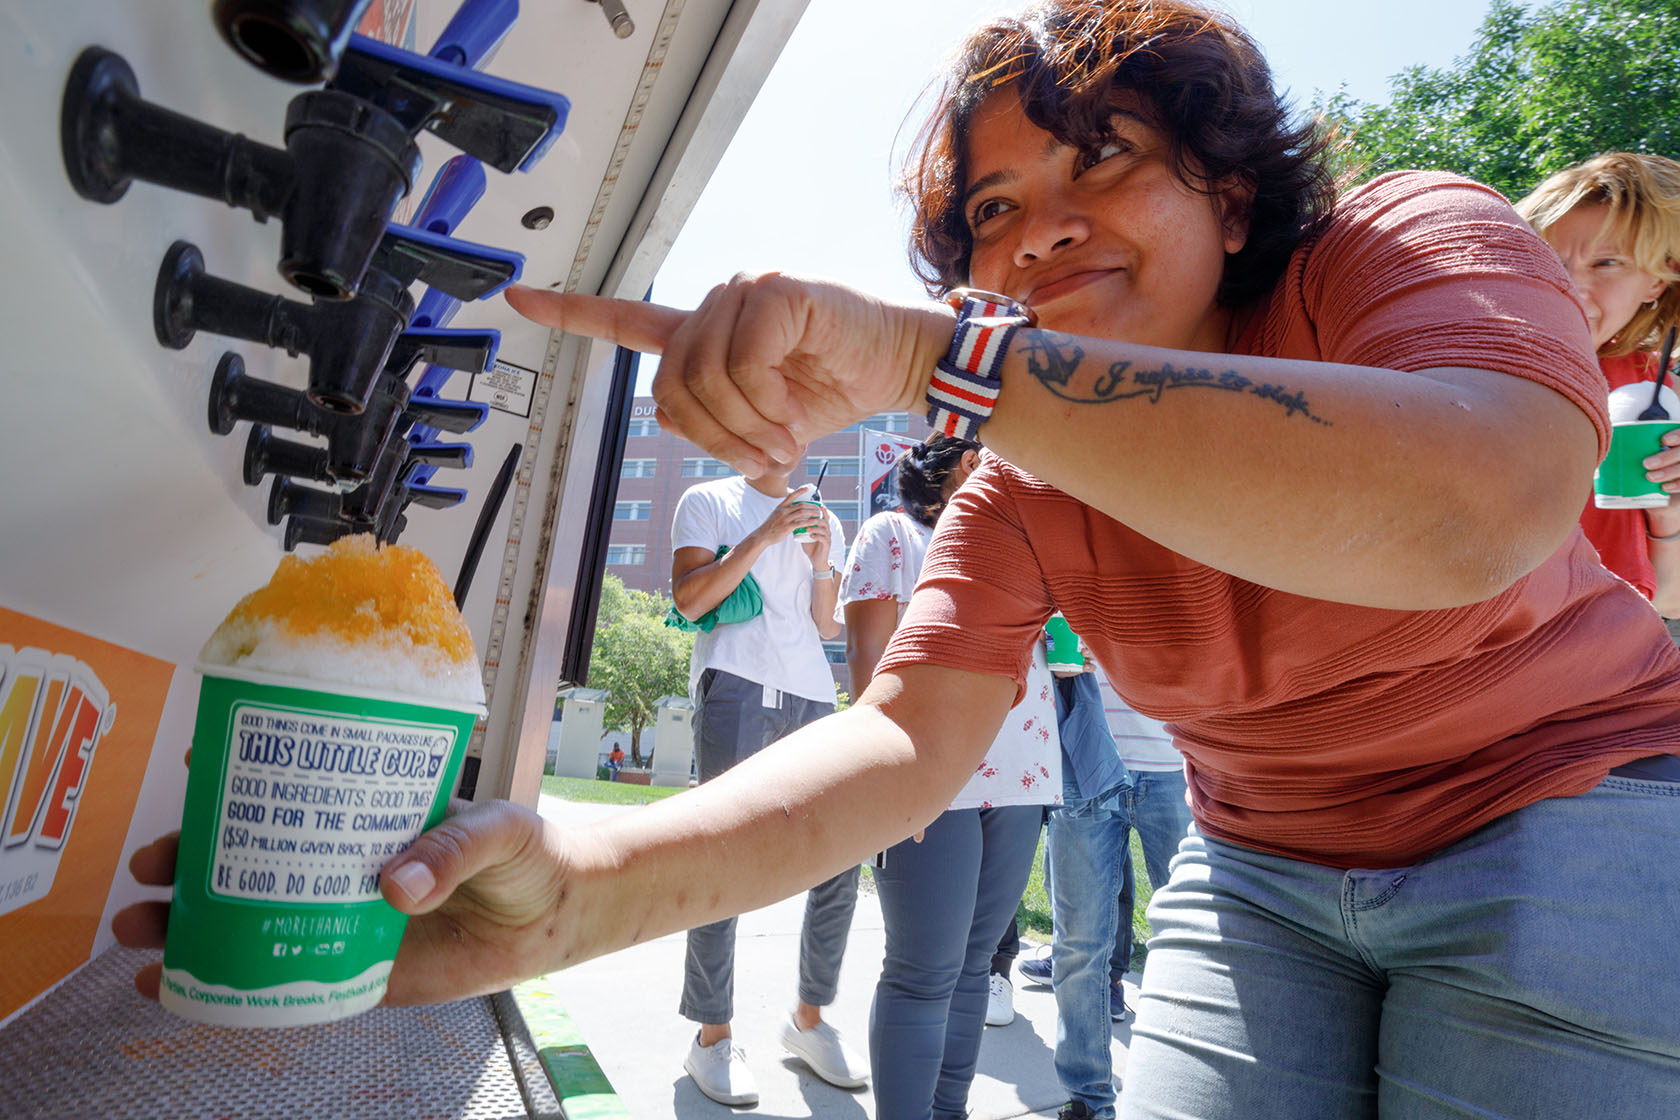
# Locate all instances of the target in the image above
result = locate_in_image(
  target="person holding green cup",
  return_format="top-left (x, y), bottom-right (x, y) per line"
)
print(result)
top-left (127, 536), bottom-right (485, 1028)
top-left (1517, 153), bottom-right (1680, 617)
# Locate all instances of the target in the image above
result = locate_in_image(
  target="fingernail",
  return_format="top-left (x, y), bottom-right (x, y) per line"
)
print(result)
top-left (387, 861), bottom-right (435, 903)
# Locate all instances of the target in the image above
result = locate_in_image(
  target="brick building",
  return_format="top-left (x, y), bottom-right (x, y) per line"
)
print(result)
top-left (603, 397), bottom-right (930, 693)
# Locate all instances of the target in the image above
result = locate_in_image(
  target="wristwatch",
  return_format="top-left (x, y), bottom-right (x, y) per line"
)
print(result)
top-left (925, 287), bottom-right (1036, 441)
top-left (812, 566), bottom-right (835, 580)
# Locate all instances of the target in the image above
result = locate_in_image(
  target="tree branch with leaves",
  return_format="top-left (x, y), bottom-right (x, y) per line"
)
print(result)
top-left (582, 575), bottom-right (694, 765)
top-left (1317, 0), bottom-right (1679, 201)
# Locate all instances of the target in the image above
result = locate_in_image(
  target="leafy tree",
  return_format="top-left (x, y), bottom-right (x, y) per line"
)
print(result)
top-left (1319, 0), bottom-right (1680, 200)
top-left (584, 575), bottom-right (693, 765)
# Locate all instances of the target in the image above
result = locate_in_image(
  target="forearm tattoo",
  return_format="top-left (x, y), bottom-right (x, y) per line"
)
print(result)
top-left (1019, 331), bottom-right (1331, 425)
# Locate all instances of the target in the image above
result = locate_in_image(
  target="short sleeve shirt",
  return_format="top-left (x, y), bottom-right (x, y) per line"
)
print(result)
top-left (876, 172), bottom-right (1680, 868)
top-left (671, 476), bottom-right (846, 703)
top-left (839, 510), bottom-right (1061, 809)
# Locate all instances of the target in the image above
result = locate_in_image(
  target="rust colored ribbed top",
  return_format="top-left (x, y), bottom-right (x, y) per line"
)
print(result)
top-left (878, 172), bottom-right (1680, 868)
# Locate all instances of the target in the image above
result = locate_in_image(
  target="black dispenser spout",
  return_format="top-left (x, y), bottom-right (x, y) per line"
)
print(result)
top-left (243, 424), bottom-right (332, 487)
top-left (271, 429), bottom-right (466, 550)
top-left (211, 0), bottom-right (374, 84)
top-left (159, 242), bottom-right (413, 415)
top-left (61, 48), bottom-right (418, 300)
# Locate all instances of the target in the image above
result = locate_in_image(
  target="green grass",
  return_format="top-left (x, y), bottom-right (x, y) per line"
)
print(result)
top-left (539, 775), bottom-right (685, 806)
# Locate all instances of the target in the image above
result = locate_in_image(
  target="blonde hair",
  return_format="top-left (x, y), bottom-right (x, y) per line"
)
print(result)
top-left (1515, 152), bottom-right (1680, 357)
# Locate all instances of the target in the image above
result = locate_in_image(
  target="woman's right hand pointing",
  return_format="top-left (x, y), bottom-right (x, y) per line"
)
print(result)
top-left (505, 274), bottom-right (954, 477)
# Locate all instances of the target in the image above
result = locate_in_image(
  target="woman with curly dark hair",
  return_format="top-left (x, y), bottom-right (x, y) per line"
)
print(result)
top-left (124, 2), bottom-right (1680, 1116)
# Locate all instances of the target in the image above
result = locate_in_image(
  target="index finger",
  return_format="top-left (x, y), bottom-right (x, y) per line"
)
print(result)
top-left (504, 286), bottom-right (687, 354)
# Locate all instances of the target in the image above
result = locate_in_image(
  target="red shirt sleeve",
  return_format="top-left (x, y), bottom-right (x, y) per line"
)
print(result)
top-left (874, 455), bottom-right (1055, 705)
top-left (1291, 171), bottom-right (1608, 458)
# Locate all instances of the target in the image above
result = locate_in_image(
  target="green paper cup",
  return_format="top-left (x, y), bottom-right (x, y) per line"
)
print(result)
top-left (791, 483), bottom-right (822, 537)
top-left (1594, 420), bottom-right (1680, 510)
top-left (1044, 614), bottom-right (1084, 671)
top-left (159, 665), bottom-right (483, 1028)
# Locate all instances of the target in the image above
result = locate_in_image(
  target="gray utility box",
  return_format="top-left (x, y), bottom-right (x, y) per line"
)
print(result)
top-left (552, 687), bottom-right (612, 779)
top-left (649, 696), bottom-right (696, 787)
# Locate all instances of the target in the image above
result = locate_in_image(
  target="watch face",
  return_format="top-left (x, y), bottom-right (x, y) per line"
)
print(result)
top-left (946, 286), bottom-right (1036, 325)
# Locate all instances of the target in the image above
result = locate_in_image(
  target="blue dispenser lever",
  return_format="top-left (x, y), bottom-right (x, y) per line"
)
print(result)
top-left (410, 155), bottom-right (486, 236)
top-left (430, 0), bottom-right (520, 69)
top-left (333, 36), bottom-right (570, 173)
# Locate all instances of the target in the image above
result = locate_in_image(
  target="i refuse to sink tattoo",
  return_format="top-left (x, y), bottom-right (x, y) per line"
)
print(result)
top-left (1019, 331), bottom-right (1331, 425)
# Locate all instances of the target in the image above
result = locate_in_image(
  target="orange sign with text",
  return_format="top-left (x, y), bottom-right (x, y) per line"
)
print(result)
top-left (0, 607), bottom-right (174, 1020)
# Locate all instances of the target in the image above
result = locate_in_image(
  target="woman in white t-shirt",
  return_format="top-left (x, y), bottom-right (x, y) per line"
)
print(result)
top-left (839, 435), bottom-right (1060, 1120)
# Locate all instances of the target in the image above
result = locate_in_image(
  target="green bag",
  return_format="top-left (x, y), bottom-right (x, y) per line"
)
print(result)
top-left (664, 545), bottom-right (764, 633)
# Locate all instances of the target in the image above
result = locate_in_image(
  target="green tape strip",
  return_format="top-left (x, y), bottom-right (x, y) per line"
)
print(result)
top-left (513, 976), bottom-right (629, 1116)
top-left (538, 1049), bottom-right (628, 1119)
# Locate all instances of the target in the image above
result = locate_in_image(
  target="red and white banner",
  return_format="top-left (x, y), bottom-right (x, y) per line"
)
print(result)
top-left (858, 429), bottom-right (921, 520)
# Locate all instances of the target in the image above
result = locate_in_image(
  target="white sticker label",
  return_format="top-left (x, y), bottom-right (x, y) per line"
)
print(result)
top-left (210, 703), bottom-right (457, 904)
top-left (469, 359), bottom-right (537, 417)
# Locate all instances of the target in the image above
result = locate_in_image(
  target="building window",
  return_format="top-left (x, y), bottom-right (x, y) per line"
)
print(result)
top-left (823, 500), bottom-right (860, 522)
top-left (620, 458), bottom-right (657, 478)
top-left (840, 412), bottom-right (911, 435)
top-left (682, 457), bottom-right (734, 478)
top-left (823, 642), bottom-right (848, 666)
top-left (614, 501), bottom-right (651, 521)
top-left (606, 545), bottom-right (647, 565)
top-left (626, 417), bottom-right (660, 437)
top-left (812, 457), bottom-right (860, 477)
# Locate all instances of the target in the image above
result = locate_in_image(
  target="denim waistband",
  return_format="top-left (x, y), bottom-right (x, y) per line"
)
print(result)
top-left (1608, 753), bottom-right (1680, 783)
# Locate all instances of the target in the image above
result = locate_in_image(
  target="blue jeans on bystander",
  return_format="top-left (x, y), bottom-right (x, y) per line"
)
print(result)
top-left (872, 804), bottom-right (1043, 1120)
top-left (1110, 768), bottom-right (1193, 978)
top-left (1047, 766), bottom-right (1131, 1120)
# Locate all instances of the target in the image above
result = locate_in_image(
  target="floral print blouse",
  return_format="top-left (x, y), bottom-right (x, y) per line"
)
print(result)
top-left (837, 510), bottom-right (1061, 809)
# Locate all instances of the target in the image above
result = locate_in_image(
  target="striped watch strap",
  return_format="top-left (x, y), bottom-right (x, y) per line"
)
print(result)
top-left (926, 290), bottom-right (1034, 440)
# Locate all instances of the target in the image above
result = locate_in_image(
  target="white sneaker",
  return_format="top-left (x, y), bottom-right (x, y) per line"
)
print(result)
top-left (683, 1032), bottom-right (759, 1106)
top-left (985, 972), bottom-right (1015, 1027)
top-left (778, 1013), bottom-right (869, 1089)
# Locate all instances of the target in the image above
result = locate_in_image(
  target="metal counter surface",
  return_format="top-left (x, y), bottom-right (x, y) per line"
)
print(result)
top-left (0, 945), bottom-right (562, 1119)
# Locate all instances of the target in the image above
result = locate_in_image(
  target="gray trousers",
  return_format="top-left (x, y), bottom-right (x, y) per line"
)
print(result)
top-left (679, 669), bottom-right (860, 1024)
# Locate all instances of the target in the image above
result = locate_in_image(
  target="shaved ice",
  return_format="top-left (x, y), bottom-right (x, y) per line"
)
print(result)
top-left (199, 535), bottom-right (484, 704)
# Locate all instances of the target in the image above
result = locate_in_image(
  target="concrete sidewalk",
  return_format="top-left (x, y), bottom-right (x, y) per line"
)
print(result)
top-left (534, 795), bottom-right (1141, 1119)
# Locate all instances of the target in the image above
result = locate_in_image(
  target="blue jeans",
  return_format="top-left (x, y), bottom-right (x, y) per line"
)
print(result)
top-left (1048, 772), bottom-right (1131, 1120)
top-left (1112, 768), bottom-right (1193, 978)
top-left (871, 804), bottom-right (1042, 1120)
top-left (1122, 773), bottom-right (1680, 1119)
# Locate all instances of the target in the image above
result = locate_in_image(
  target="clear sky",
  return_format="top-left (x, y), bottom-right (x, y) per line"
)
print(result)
top-left (640, 0), bottom-right (1501, 392)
